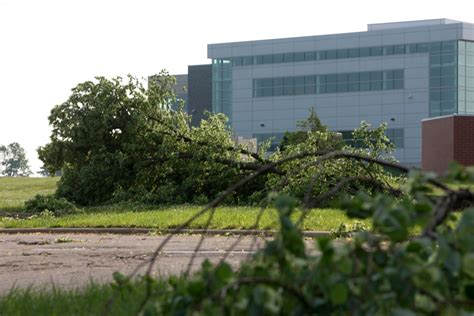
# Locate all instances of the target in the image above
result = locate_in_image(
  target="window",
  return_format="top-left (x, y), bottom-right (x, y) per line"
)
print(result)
top-left (304, 51), bottom-right (316, 61)
top-left (283, 53), bottom-right (294, 62)
top-left (253, 69), bottom-right (404, 97)
top-left (360, 47), bottom-right (370, 57)
top-left (371, 46), bottom-right (383, 56)
top-left (273, 54), bottom-right (284, 64)
top-left (393, 45), bottom-right (405, 55)
top-left (327, 49), bottom-right (338, 59)
top-left (407, 43), bottom-right (418, 54)
top-left (337, 49), bottom-right (348, 59)
top-left (348, 48), bottom-right (360, 58)
top-left (242, 56), bottom-right (253, 65)
top-left (294, 52), bottom-right (305, 62)
top-left (317, 50), bottom-right (327, 60)
top-left (262, 54), bottom-right (273, 64)
top-left (233, 57), bottom-right (243, 66)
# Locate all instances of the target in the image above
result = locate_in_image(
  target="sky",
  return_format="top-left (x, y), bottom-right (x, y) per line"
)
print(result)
top-left (1, 0), bottom-right (473, 174)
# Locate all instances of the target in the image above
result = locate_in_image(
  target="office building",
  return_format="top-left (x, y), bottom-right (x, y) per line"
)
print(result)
top-left (207, 19), bottom-right (474, 167)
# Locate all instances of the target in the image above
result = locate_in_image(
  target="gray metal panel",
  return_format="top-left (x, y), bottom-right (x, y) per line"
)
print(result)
top-left (187, 64), bottom-right (212, 127)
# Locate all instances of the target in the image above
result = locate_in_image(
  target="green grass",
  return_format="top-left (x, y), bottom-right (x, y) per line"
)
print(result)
top-left (0, 282), bottom-right (145, 316)
top-left (0, 176), bottom-right (369, 231)
top-left (0, 204), bottom-right (368, 231)
top-left (0, 177), bottom-right (59, 212)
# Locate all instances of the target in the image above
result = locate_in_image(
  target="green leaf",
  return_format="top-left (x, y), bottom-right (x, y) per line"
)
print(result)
top-left (215, 262), bottom-right (233, 283)
top-left (330, 283), bottom-right (348, 305)
top-left (462, 253), bottom-right (474, 278)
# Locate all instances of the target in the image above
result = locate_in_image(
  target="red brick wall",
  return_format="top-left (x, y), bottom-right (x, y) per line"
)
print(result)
top-left (422, 115), bottom-right (474, 174)
top-left (422, 116), bottom-right (454, 174)
top-left (453, 116), bottom-right (474, 166)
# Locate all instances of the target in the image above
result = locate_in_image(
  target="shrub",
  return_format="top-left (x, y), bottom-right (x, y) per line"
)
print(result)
top-left (24, 194), bottom-right (79, 216)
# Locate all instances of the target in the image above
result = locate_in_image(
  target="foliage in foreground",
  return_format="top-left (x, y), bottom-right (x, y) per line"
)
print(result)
top-left (4, 165), bottom-right (474, 315)
top-left (119, 166), bottom-right (474, 315)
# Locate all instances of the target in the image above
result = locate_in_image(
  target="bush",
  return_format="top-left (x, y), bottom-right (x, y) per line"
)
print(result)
top-left (24, 194), bottom-right (79, 216)
top-left (267, 121), bottom-right (402, 205)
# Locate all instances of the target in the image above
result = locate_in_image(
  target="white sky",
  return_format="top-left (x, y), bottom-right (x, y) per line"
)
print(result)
top-left (1, 0), bottom-right (473, 174)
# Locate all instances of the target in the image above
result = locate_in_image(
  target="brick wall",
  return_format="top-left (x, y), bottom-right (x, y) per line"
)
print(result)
top-left (422, 115), bottom-right (474, 174)
top-left (453, 116), bottom-right (474, 166)
top-left (422, 116), bottom-right (454, 174)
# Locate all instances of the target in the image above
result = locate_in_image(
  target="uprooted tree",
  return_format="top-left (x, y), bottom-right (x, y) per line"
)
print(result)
top-left (38, 73), bottom-right (400, 207)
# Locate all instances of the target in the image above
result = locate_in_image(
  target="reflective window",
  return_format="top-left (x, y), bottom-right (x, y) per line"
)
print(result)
top-left (283, 53), bottom-right (294, 62)
top-left (304, 52), bottom-right (316, 61)
top-left (327, 49), bottom-right (338, 59)
top-left (337, 49), bottom-right (348, 59)
top-left (294, 52), bottom-right (305, 62)
top-left (371, 46), bottom-right (383, 56)
top-left (360, 47), bottom-right (370, 57)
top-left (348, 48), bottom-right (360, 58)
top-left (273, 54), bottom-right (284, 64)
top-left (253, 69), bottom-right (404, 97)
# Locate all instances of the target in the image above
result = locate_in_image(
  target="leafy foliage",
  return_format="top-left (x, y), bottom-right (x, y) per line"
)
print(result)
top-left (0, 142), bottom-right (32, 177)
top-left (110, 164), bottom-right (474, 315)
top-left (24, 194), bottom-right (80, 216)
top-left (279, 107), bottom-right (336, 151)
top-left (38, 74), bottom-right (261, 206)
top-left (268, 121), bottom-right (401, 205)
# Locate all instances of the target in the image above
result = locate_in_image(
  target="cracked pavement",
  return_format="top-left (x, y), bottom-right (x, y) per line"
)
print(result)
top-left (0, 233), bottom-right (271, 295)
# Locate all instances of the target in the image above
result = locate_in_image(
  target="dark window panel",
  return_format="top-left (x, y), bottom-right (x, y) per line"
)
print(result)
top-left (430, 42), bottom-right (442, 53)
top-left (273, 86), bottom-right (284, 96)
top-left (294, 85), bottom-right (305, 95)
top-left (294, 52), bottom-right (305, 62)
top-left (242, 56), bottom-right (253, 65)
top-left (327, 49), bottom-right (338, 59)
top-left (371, 46), bottom-right (383, 56)
top-left (384, 45), bottom-right (395, 55)
top-left (326, 84), bottom-right (338, 93)
top-left (233, 57), bottom-right (243, 66)
top-left (371, 81), bottom-right (382, 90)
top-left (273, 77), bottom-right (284, 87)
top-left (418, 43), bottom-right (429, 53)
top-left (262, 54), bottom-right (273, 64)
top-left (304, 85), bottom-right (316, 94)
top-left (407, 43), bottom-right (418, 53)
top-left (394, 45), bottom-right (405, 54)
top-left (283, 53), bottom-right (294, 62)
top-left (360, 47), bottom-right (371, 57)
top-left (273, 54), bottom-right (284, 64)
top-left (348, 48), bottom-right (360, 58)
top-left (317, 50), bottom-right (327, 60)
top-left (304, 51), bottom-right (316, 61)
top-left (338, 82), bottom-right (348, 92)
top-left (337, 49), bottom-right (348, 59)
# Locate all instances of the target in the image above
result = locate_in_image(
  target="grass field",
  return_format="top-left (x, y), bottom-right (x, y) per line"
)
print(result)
top-left (0, 176), bottom-right (368, 231)
top-left (0, 204), bottom-right (365, 231)
top-left (0, 282), bottom-right (144, 316)
top-left (0, 177), bottom-right (59, 212)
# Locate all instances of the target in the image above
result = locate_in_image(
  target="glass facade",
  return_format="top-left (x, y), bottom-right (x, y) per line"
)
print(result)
top-left (253, 70), bottom-right (404, 98)
top-left (457, 41), bottom-right (474, 115)
top-left (231, 41), bottom-right (442, 67)
top-left (429, 41), bottom-right (458, 117)
top-left (212, 58), bottom-right (233, 123)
